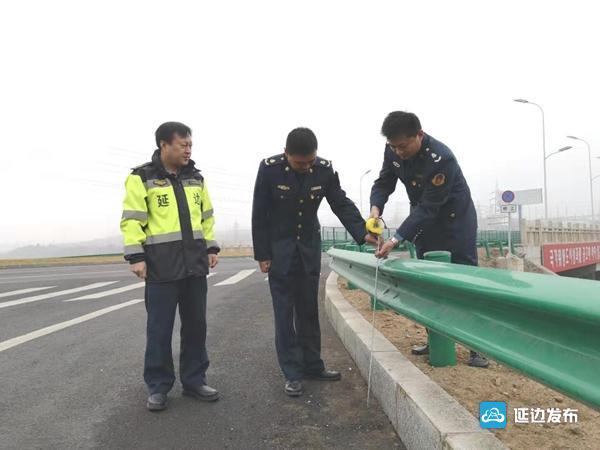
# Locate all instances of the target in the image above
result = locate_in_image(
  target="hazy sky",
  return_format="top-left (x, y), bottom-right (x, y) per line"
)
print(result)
top-left (1, 0), bottom-right (599, 247)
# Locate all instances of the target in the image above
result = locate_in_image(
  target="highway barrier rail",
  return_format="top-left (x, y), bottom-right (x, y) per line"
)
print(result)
top-left (320, 226), bottom-right (519, 255)
top-left (321, 226), bottom-right (521, 245)
top-left (327, 247), bottom-right (600, 410)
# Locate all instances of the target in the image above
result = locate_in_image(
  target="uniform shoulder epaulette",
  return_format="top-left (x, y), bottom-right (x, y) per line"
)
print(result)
top-left (263, 154), bottom-right (286, 167)
top-left (315, 156), bottom-right (332, 169)
top-left (130, 161), bottom-right (152, 172)
top-left (423, 145), bottom-right (452, 164)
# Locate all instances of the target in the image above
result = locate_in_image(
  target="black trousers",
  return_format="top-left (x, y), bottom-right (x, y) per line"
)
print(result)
top-left (144, 276), bottom-right (209, 394)
top-left (268, 269), bottom-right (325, 381)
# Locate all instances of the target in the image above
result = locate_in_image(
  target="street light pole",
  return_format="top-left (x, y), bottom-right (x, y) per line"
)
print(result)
top-left (546, 146), bottom-right (572, 160)
top-left (567, 135), bottom-right (595, 222)
top-left (359, 169), bottom-right (372, 216)
top-left (514, 99), bottom-right (548, 219)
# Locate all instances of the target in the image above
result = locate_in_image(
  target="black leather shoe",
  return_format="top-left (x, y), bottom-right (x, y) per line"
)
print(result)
top-left (468, 351), bottom-right (489, 368)
top-left (146, 393), bottom-right (167, 411)
top-left (183, 384), bottom-right (220, 402)
top-left (285, 380), bottom-right (303, 397)
top-left (303, 369), bottom-right (341, 381)
top-left (411, 344), bottom-right (430, 355)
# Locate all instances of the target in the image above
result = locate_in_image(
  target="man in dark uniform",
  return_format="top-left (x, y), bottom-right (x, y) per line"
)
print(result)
top-left (252, 127), bottom-right (377, 396)
top-left (369, 111), bottom-right (489, 368)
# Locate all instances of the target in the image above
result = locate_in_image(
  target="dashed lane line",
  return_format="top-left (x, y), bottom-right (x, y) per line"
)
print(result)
top-left (214, 269), bottom-right (256, 286)
top-left (64, 282), bottom-right (145, 302)
top-left (0, 282), bottom-right (118, 309)
top-left (0, 299), bottom-right (143, 353)
top-left (0, 286), bottom-right (56, 299)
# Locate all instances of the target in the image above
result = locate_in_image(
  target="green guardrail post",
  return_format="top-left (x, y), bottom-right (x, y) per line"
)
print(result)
top-left (484, 241), bottom-right (491, 258)
top-left (370, 294), bottom-right (386, 311)
top-left (423, 251), bottom-right (457, 367)
top-left (406, 242), bottom-right (416, 259)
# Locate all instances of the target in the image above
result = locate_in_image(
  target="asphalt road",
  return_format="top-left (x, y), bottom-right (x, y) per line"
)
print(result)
top-left (0, 257), bottom-right (404, 450)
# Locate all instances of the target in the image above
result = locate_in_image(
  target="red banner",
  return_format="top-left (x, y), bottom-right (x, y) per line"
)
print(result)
top-left (542, 242), bottom-right (600, 272)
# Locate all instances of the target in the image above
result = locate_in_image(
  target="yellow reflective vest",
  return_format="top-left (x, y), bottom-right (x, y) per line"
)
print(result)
top-left (120, 150), bottom-right (219, 281)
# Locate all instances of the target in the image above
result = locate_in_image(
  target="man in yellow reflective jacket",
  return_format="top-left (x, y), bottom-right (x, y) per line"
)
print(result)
top-left (120, 122), bottom-right (220, 411)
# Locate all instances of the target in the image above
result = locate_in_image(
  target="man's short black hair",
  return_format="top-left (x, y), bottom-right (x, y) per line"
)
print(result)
top-left (155, 122), bottom-right (192, 148)
top-left (286, 127), bottom-right (318, 155)
top-left (381, 111), bottom-right (422, 139)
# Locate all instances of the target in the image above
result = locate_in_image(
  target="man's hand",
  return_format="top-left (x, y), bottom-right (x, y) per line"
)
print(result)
top-left (130, 261), bottom-right (147, 279)
top-left (369, 206), bottom-right (381, 219)
top-left (364, 233), bottom-right (379, 246)
top-left (375, 240), bottom-right (397, 259)
top-left (209, 254), bottom-right (219, 269)
top-left (259, 260), bottom-right (271, 273)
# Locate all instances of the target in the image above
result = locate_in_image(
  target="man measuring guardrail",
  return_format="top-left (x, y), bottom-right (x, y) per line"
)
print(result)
top-left (367, 111), bottom-right (488, 367)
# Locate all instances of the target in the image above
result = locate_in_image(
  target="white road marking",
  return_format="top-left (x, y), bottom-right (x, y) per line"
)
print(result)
top-left (0, 286), bottom-right (55, 299)
top-left (0, 299), bottom-right (143, 353)
top-left (264, 277), bottom-right (269, 281)
top-left (64, 282), bottom-right (145, 302)
top-left (207, 273), bottom-right (216, 278)
top-left (0, 282), bottom-right (118, 309)
top-left (214, 269), bottom-right (256, 286)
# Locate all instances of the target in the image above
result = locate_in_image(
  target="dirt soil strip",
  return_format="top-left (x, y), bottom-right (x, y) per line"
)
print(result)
top-left (338, 278), bottom-right (600, 450)
top-left (0, 248), bottom-right (255, 269)
top-left (0, 255), bottom-right (125, 268)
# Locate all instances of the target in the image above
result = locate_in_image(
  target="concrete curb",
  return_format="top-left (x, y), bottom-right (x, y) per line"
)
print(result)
top-left (325, 272), bottom-right (508, 450)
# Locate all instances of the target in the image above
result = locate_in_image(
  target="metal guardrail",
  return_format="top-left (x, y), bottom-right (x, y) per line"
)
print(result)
top-left (328, 248), bottom-right (600, 410)
top-left (478, 229), bottom-right (521, 245)
top-left (320, 240), bottom-right (416, 257)
top-left (321, 226), bottom-right (521, 245)
top-left (322, 238), bottom-right (516, 257)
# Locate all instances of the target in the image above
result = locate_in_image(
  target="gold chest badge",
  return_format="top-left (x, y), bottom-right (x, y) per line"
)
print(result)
top-left (431, 173), bottom-right (446, 186)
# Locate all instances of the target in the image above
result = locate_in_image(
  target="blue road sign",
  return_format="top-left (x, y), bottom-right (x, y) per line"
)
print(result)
top-left (502, 190), bottom-right (515, 203)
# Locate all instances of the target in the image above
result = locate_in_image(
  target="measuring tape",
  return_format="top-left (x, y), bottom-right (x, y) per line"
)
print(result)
top-left (365, 216), bottom-right (386, 407)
